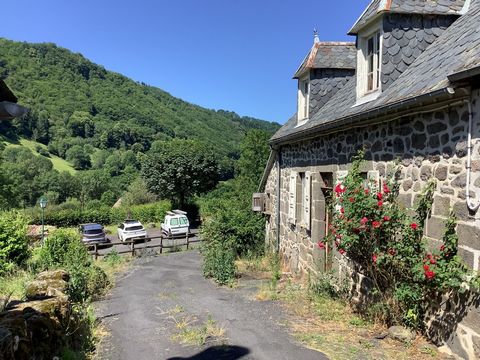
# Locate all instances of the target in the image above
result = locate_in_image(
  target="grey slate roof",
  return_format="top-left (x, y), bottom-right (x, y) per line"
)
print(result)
top-left (349, 0), bottom-right (467, 34)
top-left (271, 0), bottom-right (480, 143)
top-left (293, 42), bottom-right (356, 79)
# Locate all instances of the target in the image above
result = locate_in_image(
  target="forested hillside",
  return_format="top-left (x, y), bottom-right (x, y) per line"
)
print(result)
top-left (0, 38), bottom-right (278, 158)
top-left (0, 38), bottom-right (279, 210)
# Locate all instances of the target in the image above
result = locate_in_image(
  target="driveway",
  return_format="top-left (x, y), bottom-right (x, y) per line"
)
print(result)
top-left (94, 251), bottom-right (328, 360)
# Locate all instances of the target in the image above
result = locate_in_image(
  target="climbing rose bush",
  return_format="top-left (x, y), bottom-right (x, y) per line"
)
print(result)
top-left (321, 152), bottom-right (479, 328)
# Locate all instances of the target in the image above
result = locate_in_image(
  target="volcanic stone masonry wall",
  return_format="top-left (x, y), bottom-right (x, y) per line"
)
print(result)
top-left (264, 88), bottom-right (480, 358)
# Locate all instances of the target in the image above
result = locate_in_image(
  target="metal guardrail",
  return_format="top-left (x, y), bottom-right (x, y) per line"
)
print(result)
top-left (87, 233), bottom-right (201, 259)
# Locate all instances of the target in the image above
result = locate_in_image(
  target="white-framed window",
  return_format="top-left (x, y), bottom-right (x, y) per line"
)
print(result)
top-left (297, 77), bottom-right (310, 122)
top-left (356, 24), bottom-right (382, 102)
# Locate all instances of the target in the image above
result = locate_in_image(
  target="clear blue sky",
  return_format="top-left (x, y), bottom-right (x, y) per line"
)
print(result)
top-left (2, 0), bottom-right (369, 124)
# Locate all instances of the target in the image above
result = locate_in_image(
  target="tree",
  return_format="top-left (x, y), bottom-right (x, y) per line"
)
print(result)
top-left (141, 140), bottom-right (219, 207)
top-left (235, 129), bottom-right (271, 190)
top-left (66, 145), bottom-right (91, 170)
top-left (122, 177), bottom-right (157, 207)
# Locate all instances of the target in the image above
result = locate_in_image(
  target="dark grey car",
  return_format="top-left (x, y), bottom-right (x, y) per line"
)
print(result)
top-left (79, 223), bottom-right (109, 245)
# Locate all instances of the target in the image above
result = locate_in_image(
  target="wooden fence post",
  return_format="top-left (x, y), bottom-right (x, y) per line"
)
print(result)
top-left (94, 243), bottom-right (98, 260)
top-left (186, 232), bottom-right (189, 250)
top-left (160, 236), bottom-right (163, 254)
top-left (130, 241), bottom-right (135, 256)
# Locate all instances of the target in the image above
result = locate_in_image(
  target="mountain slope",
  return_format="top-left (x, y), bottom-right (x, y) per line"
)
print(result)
top-left (0, 38), bottom-right (279, 157)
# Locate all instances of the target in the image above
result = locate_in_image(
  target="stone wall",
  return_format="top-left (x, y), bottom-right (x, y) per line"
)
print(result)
top-left (264, 89), bottom-right (480, 359)
top-left (381, 14), bottom-right (458, 89)
top-left (309, 69), bottom-right (355, 118)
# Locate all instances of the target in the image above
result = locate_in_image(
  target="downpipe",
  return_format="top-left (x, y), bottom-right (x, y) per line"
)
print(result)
top-left (466, 98), bottom-right (480, 212)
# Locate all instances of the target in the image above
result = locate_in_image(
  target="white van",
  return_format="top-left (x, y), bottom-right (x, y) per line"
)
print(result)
top-left (161, 210), bottom-right (190, 237)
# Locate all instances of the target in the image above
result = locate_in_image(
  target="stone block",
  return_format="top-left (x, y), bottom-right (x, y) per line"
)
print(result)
top-left (453, 201), bottom-right (473, 222)
top-left (434, 165), bottom-right (448, 181)
top-left (403, 179), bottom-right (413, 191)
top-left (450, 165), bottom-right (463, 174)
top-left (446, 330), bottom-right (469, 360)
top-left (312, 200), bottom-right (326, 222)
top-left (433, 196), bottom-right (450, 217)
top-left (451, 173), bottom-right (467, 188)
top-left (426, 216), bottom-right (447, 240)
top-left (420, 165), bottom-right (432, 180)
top-left (457, 223), bottom-right (480, 249)
top-left (440, 186), bottom-right (454, 195)
top-left (457, 247), bottom-right (475, 269)
top-left (473, 335), bottom-right (480, 360)
top-left (397, 193), bottom-right (412, 208)
top-left (311, 219), bottom-right (326, 243)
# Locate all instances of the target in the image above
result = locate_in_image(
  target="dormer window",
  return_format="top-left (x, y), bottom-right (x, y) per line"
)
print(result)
top-left (356, 25), bottom-right (382, 103)
top-left (366, 32), bottom-right (380, 92)
top-left (297, 77), bottom-right (310, 122)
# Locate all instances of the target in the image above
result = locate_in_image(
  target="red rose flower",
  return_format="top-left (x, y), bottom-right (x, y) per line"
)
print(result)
top-left (410, 223), bottom-right (418, 230)
top-left (423, 264), bottom-right (430, 271)
top-left (383, 216), bottom-right (391, 222)
top-left (340, 207), bottom-right (345, 214)
top-left (383, 184), bottom-right (390, 194)
top-left (360, 217), bottom-right (369, 225)
top-left (377, 192), bottom-right (383, 200)
top-left (377, 201), bottom-right (383, 207)
top-left (339, 249), bottom-right (346, 255)
top-left (430, 258), bottom-right (436, 265)
top-left (364, 188), bottom-right (370, 195)
top-left (318, 241), bottom-right (326, 249)
top-left (335, 183), bottom-right (345, 196)
top-left (440, 244), bottom-right (445, 252)
top-left (349, 197), bottom-right (354, 203)
top-left (372, 253), bottom-right (378, 263)
top-left (372, 221), bottom-right (381, 228)
top-left (425, 271), bottom-right (435, 280)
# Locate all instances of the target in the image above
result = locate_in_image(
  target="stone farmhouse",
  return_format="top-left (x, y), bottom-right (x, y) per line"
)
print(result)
top-left (254, 0), bottom-right (480, 358)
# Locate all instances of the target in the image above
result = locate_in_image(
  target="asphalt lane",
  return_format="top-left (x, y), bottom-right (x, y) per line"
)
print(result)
top-left (94, 251), bottom-right (328, 360)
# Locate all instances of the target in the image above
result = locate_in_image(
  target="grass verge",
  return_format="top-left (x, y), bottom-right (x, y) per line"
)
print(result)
top-left (238, 255), bottom-right (444, 360)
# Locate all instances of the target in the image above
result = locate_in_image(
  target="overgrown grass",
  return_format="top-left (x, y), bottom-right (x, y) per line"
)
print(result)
top-left (171, 314), bottom-right (226, 347)
top-left (237, 255), bottom-right (442, 360)
top-left (0, 269), bottom-right (34, 302)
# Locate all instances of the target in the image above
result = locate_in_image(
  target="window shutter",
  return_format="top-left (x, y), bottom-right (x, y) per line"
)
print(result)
top-left (304, 171), bottom-right (311, 229)
top-left (367, 170), bottom-right (380, 193)
top-left (288, 172), bottom-right (296, 224)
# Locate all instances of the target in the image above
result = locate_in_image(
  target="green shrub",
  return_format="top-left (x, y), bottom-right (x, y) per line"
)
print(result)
top-left (37, 228), bottom-right (107, 303)
top-left (201, 216), bottom-right (236, 285)
top-left (28, 200), bottom-right (171, 227)
top-left (38, 229), bottom-right (78, 268)
top-left (0, 211), bottom-right (29, 274)
top-left (87, 265), bottom-right (110, 300)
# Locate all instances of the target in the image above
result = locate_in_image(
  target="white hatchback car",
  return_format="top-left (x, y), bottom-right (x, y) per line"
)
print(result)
top-left (161, 210), bottom-right (189, 237)
top-left (117, 220), bottom-right (147, 242)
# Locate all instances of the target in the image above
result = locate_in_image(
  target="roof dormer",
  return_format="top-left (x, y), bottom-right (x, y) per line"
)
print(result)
top-left (293, 31), bottom-right (356, 125)
top-left (350, 0), bottom-right (468, 104)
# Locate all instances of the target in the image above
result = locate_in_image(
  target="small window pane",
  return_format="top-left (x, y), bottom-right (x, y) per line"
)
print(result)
top-left (171, 218), bottom-right (179, 226)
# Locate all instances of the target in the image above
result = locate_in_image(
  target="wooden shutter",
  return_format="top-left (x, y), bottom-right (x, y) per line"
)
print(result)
top-left (304, 171), bottom-right (311, 229)
top-left (367, 170), bottom-right (380, 193)
top-left (288, 172), bottom-right (296, 224)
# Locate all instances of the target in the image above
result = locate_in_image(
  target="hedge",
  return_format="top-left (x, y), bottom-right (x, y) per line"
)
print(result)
top-left (28, 201), bottom-right (171, 227)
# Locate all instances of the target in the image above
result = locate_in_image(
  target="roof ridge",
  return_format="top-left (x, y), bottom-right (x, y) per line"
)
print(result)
top-left (315, 41), bottom-right (355, 46)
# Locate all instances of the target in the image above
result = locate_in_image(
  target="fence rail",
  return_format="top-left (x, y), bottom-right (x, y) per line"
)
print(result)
top-left (87, 233), bottom-right (201, 259)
